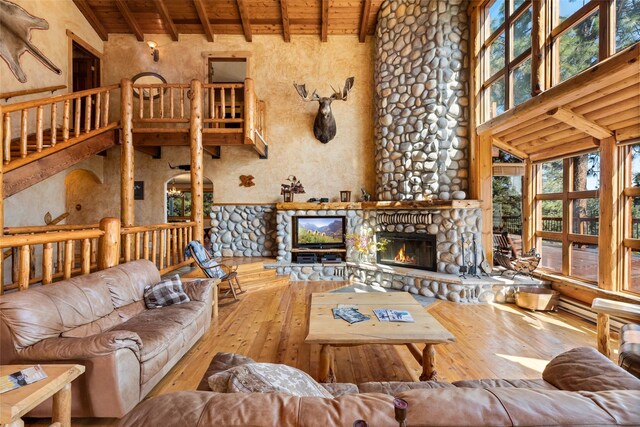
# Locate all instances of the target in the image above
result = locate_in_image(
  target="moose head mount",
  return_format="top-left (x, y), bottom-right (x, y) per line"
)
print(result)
top-left (293, 77), bottom-right (354, 144)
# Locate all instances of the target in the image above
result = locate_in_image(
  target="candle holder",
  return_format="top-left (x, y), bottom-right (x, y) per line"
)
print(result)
top-left (340, 190), bottom-right (351, 202)
top-left (394, 398), bottom-right (408, 427)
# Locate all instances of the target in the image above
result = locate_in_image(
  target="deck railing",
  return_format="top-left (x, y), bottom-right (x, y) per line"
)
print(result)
top-left (1, 85), bottom-right (120, 171)
top-left (0, 218), bottom-right (195, 294)
top-left (496, 215), bottom-right (640, 238)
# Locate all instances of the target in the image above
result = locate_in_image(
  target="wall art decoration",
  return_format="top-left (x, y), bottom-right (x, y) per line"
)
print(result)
top-left (0, 0), bottom-right (62, 83)
top-left (239, 175), bottom-right (255, 187)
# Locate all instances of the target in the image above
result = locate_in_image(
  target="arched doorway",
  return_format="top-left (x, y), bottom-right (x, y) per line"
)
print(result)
top-left (165, 173), bottom-right (214, 222)
top-left (65, 169), bottom-right (104, 224)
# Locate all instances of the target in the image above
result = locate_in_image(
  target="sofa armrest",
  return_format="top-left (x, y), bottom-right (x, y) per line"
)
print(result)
top-left (183, 279), bottom-right (215, 302)
top-left (17, 330), bottom-right (142, 361)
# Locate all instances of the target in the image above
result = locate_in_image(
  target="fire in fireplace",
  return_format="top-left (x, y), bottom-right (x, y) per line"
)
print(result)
top-left (376, 232), bottom-right (436, 271)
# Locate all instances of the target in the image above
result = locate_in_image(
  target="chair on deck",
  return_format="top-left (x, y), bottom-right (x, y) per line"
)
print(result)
top-left (185, 240), bottom-right (243, 300)
top-left (493, 231), bottom-right (518, 259)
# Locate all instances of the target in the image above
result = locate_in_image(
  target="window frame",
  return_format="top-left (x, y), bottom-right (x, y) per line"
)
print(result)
top-left (534, 154), bottom-right (600, 282)
top-left (622, 142), bottom-right (640, 294)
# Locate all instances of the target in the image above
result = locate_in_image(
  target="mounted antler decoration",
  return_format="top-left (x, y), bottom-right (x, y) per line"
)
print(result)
top-left (293, 77), bottom-right (354, 144)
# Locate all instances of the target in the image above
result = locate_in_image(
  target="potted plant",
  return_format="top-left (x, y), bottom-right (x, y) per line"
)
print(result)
top-left (346, 231), bottom-right (389, 263)
top-left (281, 175), bottom-right (305, 202)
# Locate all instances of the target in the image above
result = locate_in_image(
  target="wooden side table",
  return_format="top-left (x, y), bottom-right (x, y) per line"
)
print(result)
top-left (591, 298), bottom-right (640, 357)
top-left (0, 364), bottom-right (84, 427)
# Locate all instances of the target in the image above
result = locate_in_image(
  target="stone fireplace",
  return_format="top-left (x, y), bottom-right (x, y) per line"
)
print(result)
top-left (377, 232), bottom-right (437, 271)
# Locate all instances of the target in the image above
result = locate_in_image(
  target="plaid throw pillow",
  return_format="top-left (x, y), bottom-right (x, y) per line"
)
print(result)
top-left (143, 275), bottom-right (190, 309)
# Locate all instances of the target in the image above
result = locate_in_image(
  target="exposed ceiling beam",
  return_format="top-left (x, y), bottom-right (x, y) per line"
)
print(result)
top-left (154, 0), bottom-right (179, 41)
top-left (321, 0), bottom-right (329, 42)
top-left (547, 107), bottom-right (614, 139)
top-left (529, 137), bottom-right (598, 162)
top-left (115, 0), bottom-right (144, 41)
top-left (358, 0), bottom-right (371, 43)
top-left (135, 146), bottom-right (162, 158)
top-left (236, 0), bottom-right (253, 42)
top-left (492, 137), bottom-right (529, 159)
top-left (204, 146), bottom-right (221, 159)
top-left (193, 0), bottom-right (214, 42)
top-left (280, 0), bottom-right (291, 42)
top-left (73, 0), bottom-right (108, 41)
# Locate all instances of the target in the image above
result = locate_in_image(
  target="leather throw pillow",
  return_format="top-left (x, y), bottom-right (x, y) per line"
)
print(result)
top-left (143, 275), bottom-right (190, 309)
top-left (208, 363), bottom-right (333, 398)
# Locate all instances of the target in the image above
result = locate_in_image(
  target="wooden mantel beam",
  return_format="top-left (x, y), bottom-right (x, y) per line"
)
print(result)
top-left (115, 0), bottom-right (144, 41)
top-left (73, 0), bottom-right (108, 41)
top-left (548, 107), bottom-right (614, 139)
top-left (154, 0), bottom-right (179, 41)
top-left (321, 0), bottom-right (329, 42)
top-left (236, 0), bottom-right (253, 42)
top-left (358, 0), bottom-right (372, 43)
top-left (492, 136), bottom-right (529, 159)
top-left (193, 0), bottom-right (214, 42)
top-left (280, 0), bottom-right (291, 42)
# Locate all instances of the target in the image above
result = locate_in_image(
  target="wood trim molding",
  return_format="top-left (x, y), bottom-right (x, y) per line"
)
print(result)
top-left (66, 30), bottom-right (103, 94)
top-left (321, 0), bottom-right (329, 42)
top-left (280, 0), bottom-right (291, 42)
top-left (193, 0), bottom-right (214, 42)
top-left (492, 136), bottom-right (528, 159)
top-left (72, 0), bottom-right (108, 41)
top-left (236, 0), bottom-right (253, 42)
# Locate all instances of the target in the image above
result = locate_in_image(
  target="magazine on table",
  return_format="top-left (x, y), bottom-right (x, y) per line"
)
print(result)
top-left (332, 304), bottom-right (358, 319)
top-left (0, 365), bottom-right (48, 394)
top-left (373, 309), bottom-right (415, 323)
top-left (332, 307), bottom-right (371, 324)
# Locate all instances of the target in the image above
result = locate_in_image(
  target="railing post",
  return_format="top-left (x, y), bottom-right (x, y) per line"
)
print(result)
top-left (120, 79), bottom-right (135, 227)
top-left (98, 217), bottom-right (121, 270)
top-left (243, 78), bottom-right (255, 145)
top-left (0, 105), bottom-right (4, 294)
top-left (190, 79), bottom-right (204, 243)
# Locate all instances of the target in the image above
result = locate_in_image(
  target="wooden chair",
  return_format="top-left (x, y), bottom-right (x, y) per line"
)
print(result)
top-left (185, 240), bottom-right (243, 300)
top-left (494, 248), bottom-right (541, 279)
top-left (493, 231), bottom-right (518, 259)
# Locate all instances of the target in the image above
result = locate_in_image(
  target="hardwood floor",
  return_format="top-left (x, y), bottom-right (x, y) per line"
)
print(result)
top-left (26, 262), bottom-right (618, 426)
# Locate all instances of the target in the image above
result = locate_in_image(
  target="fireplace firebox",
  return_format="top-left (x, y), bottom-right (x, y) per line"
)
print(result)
top-left (376, 232), bottom-right (437, 271)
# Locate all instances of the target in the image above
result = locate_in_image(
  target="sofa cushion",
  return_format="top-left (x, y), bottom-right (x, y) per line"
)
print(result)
top-left (452, 378), bottom-right (557, 390)
top-left (320, 383), bottom-right (359, 397)
top-left (542, 346), bottom-right (640, 391)
top-left (143, 275), bottom-right (190, 309)
top-left (102, 260), bottom-right (161, 308)
top-left (358, 381), bottom-right (454, 394)
top-left (208, 363), bottom-right (334, 398)
top-left (619, 323), bottom-right (640, 378)
top-left (62, 311), bottom-right (122, 338)
top-left (197, 352), bottom-right (256, 391)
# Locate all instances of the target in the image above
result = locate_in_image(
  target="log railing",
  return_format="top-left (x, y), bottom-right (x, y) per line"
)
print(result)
top-left (121, 221), bottom-right (195, 275)
top-left (0, 219), bottom-right (196, 294)
top-left (1, 85), bottom-right (120, 172)
top-left (132, 83), bottom-right (191, 125)
top-left (203, 83), bottom-right (245, 130)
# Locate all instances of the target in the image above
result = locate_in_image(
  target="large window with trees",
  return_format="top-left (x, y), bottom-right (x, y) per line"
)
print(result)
top-left (623, 143), bottom-right (640, 293)
top-left (479, 0), bottom-right (640, 122)
top-left (536, 152), bottom-right (600, 282)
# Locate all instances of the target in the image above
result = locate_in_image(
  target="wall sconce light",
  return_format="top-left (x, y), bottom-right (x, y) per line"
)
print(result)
top-left (147, 40), bottom-right (159, 62)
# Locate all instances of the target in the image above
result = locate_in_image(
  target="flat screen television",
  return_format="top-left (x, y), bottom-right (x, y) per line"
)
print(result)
top-left (293, 216), bottom-right (346, 249)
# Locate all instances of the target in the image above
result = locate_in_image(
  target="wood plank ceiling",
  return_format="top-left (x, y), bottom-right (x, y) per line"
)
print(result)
top-left (73, 0), bottom-right (384, 43)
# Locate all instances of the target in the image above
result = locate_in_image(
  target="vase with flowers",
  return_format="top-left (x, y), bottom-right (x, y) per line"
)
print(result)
top-left (281, 175), bottom-right (305, 202)
top-left (346, 231), bottom-right (389, 263)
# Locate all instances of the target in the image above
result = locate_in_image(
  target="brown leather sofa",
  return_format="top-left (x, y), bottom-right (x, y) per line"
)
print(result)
top-left (0, 260), bottom-right (214, 418)
top-left (120, 347), bottom-right (640, 426)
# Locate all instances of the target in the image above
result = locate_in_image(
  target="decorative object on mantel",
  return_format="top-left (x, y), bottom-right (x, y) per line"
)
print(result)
top-left (281, 175), bottom-right (305, 202)
top-left (346, 231), bottom-right (388, 263)
top-left (0, 0), bottom-right (62, 83)
top-left (360, 188), bottom-right (371, 201)
top-left (340, 191), bottom-right (351, 202)
top-left (239, 175), bottom-right (255, 187)
top-left (293, 77), bottom-right (354, 144)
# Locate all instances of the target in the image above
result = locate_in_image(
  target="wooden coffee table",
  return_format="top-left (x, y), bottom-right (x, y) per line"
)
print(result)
top-left (305, 292), bottom-right (455, 382)
top-left (0, 364), bottom-right (84, 427)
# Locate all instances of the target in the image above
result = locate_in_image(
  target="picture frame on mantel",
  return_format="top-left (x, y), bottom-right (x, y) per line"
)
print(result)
top-left (134, 181), bottom-right (144, 200)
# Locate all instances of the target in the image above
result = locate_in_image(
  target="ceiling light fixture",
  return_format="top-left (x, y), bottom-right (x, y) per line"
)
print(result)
top-left (167, 179), bottom-right (182, 197)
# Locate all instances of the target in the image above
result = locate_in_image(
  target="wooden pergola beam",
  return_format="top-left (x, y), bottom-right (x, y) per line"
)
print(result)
top-left (193, 0), bottom-right (214, 42)
top-left (154, 0), bottom-right (179, 41)
top-left (358, 0), bottom-right (371, 43)
top-left (321, 0), bottom-right (329, 42)
top-left (73, 0), bottom-right (108, 41)
top-left (236, 0), bottom-right (253, 42)
top-left (280, 0), bottom-right (291, 42)
top-left (548, 107), bottom-right (613, 139)
top-left (115, 0), bottom-right (144, 41)
top-left (492, 136), bottom-right (529, 159)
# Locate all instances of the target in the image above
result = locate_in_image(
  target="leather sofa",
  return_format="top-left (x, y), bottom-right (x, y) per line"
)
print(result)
top-left (0, 260), bottom-right (214, 418)
top-left (120, 347), bottom-right (640, 426)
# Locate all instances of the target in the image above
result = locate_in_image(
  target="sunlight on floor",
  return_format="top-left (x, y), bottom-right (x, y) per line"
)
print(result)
top-left (495, 353), bottom-right (550, 374)
top-left (491, 303), bottom-right (586, 334)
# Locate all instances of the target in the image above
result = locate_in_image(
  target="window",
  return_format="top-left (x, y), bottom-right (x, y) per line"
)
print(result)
top-left (623, 143), bottom-right (640, 294)
top-left (167, 191), bottom-right (213, 220)
top-left (478, 0), bottom-right (640, 122)
top-left (481, 0), bottom-right (533, 121)
top-left (535, 152), bottom-right (600, 282)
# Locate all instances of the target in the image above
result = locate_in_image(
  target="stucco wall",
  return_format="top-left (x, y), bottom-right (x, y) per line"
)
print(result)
top-left (101, 34), bottom-right (376, 217)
